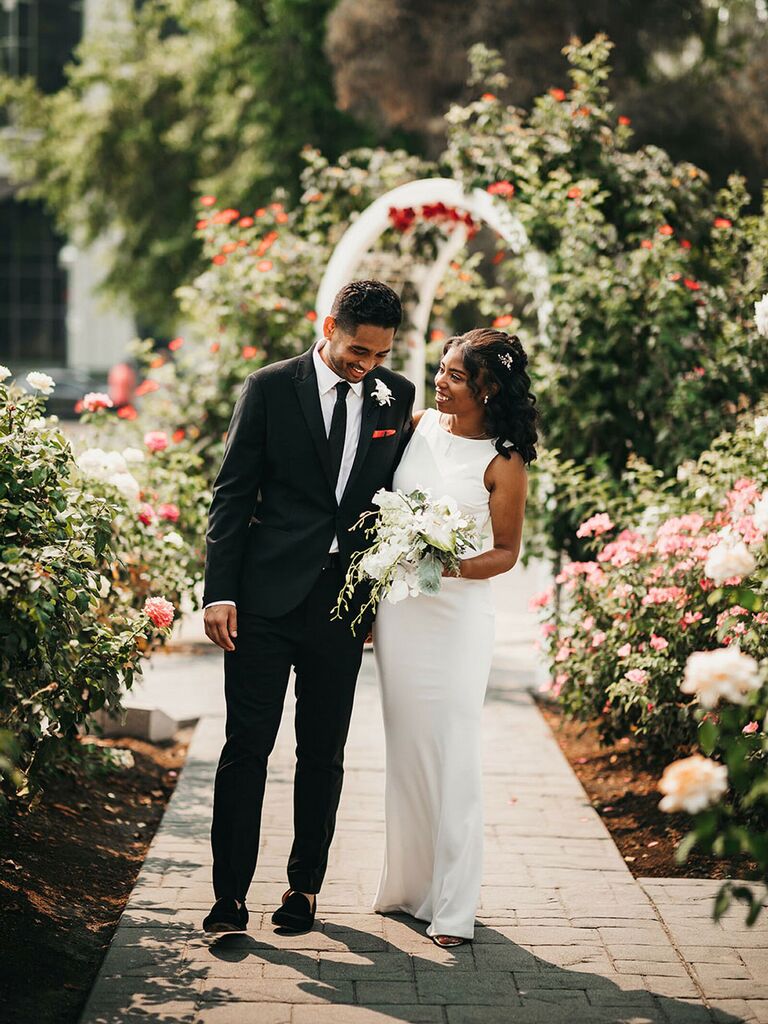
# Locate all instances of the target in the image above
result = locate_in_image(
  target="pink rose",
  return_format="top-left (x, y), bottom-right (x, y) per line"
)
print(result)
top-left (143, 596), bottom-right (175, 629)
top-left (137, 503), bottom-right (155, 525)
top-left (626, 669), bottom-right (648, 685)
top-left (591, 630), bottom-right (607, 647)
top-left (144, 430), bottom-right (169, 453)
top-left (577, 512), bottom-right (614, 538)
top-left (742, 721), bottom-right (760, 735)
top-left (157, 502), bottom-right (180, 522)
top-left (650, 634), bottom-right (669, 651)
top-left (617, 643), bottom-right (632, 657)
top-left (82, 391), bottom-right (114, 412)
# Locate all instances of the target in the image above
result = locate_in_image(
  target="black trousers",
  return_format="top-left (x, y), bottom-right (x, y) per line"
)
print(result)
top-left (210, 560), bottom-right (367, 902)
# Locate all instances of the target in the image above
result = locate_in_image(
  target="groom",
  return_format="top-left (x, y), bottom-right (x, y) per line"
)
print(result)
top-left (201, 280), bottom-right (415, 934)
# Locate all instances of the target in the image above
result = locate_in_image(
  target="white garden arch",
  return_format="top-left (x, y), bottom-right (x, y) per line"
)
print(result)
top-left (315, 177), bottom-right (552, 407)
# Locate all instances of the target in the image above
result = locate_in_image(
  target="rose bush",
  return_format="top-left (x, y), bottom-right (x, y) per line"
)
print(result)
top-left (0, 370), bottom-right (181, 805)
top-left (660, 649), bottom-right (768, 925)
top-left (534, 401), bottom-right (768, 755)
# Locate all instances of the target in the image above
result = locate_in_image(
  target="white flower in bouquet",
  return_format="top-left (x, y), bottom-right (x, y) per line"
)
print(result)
top-left (658, 754), bottom-right (728, 814)
top-left (753, 494), bottom-right (768, 534)
top-left (680, 646), bottom-right (761, 708)
top-left (704, 538), bottom-right (756, 586)
top-left (0, 365), bottom-right (11, 382)
top-left (755, 293), bottom-right (768, 338)
top-left (26, 371), bottom-right (55, 395)
top-left (754, 415), bottom-right (768, 438)
top-left (334, 488), bottom-right (481, 631)
top-left (163, 531), bottom-right (185, 549)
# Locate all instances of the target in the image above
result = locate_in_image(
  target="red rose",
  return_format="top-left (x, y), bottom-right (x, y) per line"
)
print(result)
top-left (117, 404), bottom-right (137, 420)
top-left (549, 88), bottom-right (566, 101)
top-left (573, 106), bottom-right (590, 117)
top-left (567, 186), bottom-right (581, 200)
top-left (493, 314), bottom-right (514, 328)
top-left (680, 239), bottom-right (692, 250)
top-left (257, 260), bottom-right (273, 272)
top-left (481, 93), bottom-right (497, 102)
top-left (238, 216), bottom-right (254, 228)
top-left (168, 337), bottom-right (184, 351)
top-left (618, 115), bottom-right (631, 126)
top-left (640, 239), bottom-right (653, 250)
top-left (257, 231), bottom-right (278, 257)
top-left (210, 342), bottom-right (220, 354)
top-left (713, 217), bottom-right (732, 229)
top-left (492, 251), bottom-right (506, 265)
top-left (305, 311), bottom-right (318, 322)
top-left (199, 195), bottom-right (216, 207)
top-left (242, 346), bottom-right (258, 359)
top-left (668, 272), bottom-right (682, 282)
top-left (172, 428), bottom-right (186, 443)
top-left (487, 181), bottom-right (515, 197)
top-left (683, 278), bottom-right (701, 291)
top-left (658, 225), bottom-right (674, 236)
top-left (212, 254), bottom-right (227, 265)
top-left (196, 219), bottom-right (208, 229)
top-left (135, 379), bottom-right (160, 397)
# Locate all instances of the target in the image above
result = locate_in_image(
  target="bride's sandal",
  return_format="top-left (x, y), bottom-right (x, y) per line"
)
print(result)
top-left (430, 934), bottom-right (468, 947)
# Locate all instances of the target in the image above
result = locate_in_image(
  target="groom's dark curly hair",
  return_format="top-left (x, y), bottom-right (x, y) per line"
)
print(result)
top-left (443, 329), bottom-right (539, 465)
top-left (331, 280), bottom-right (403, 334)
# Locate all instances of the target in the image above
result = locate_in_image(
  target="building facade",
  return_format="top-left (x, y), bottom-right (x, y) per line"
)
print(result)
top-left (0, 0), bottom-right (135, 387)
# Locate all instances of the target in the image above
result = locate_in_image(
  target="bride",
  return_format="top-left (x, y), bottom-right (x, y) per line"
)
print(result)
top-left (372, 327), bottom-right (538, 946)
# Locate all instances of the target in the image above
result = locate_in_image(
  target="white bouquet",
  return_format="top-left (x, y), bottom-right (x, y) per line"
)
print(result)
top-left (333, 488), bottom-right (481, 631)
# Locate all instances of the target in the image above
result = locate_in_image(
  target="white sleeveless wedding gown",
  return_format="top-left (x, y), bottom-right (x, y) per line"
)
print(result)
top-left (372, 408), bottom-right (500, 939)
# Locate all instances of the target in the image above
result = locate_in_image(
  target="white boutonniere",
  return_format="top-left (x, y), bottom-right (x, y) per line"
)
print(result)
top-left (372, 379), bottom-right (394, 406)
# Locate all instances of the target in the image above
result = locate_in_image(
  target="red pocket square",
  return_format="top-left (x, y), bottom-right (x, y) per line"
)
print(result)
top-left (372, 428), bottom-right (396, 439)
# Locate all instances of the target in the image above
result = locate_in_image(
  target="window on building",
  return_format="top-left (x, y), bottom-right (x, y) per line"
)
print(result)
top-left (0, 0), bottom-right (82, 94)
top-left (0, 199), bottom-right (68, 365)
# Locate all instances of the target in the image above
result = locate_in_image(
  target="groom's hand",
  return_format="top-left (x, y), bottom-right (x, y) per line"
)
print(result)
top-left (204, 605), bottom-right (238, 651)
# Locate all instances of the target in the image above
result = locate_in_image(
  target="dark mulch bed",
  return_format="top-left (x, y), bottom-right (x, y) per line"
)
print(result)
top-left (0, 729), bottom-right (192, 1024)
top-left (537, 699), bottom-right (758, 879)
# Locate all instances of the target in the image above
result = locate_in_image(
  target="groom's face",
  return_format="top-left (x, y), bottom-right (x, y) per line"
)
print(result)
top-left (321, 315), bottom-right (394, 384)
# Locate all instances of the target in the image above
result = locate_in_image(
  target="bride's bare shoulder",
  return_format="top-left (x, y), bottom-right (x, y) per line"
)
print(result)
top-left (412, 409), bottom-right (429, 428)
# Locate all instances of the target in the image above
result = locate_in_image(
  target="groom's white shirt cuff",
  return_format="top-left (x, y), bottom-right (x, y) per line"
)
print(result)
top-left (204, 600), bottom-right (236, 609)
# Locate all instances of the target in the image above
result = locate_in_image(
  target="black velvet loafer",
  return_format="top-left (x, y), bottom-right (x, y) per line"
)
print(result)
top-left (202, 897), bottom-right (249, 933)
top-left (271, 888), bottom-right (316, 932)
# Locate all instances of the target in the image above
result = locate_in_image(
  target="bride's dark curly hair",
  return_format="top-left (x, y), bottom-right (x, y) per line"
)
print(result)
top-left (442, 328), bottom-right (539, 464)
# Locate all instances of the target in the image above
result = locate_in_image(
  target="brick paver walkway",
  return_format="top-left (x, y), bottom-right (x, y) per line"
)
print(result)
top-left (79, 571), bottom-right (768, 1024)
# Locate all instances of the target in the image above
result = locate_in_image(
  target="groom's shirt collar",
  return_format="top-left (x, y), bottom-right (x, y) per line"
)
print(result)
top-left (312, 341), bottom-right (365, 398)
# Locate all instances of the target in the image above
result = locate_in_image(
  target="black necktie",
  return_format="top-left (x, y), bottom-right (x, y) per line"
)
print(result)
top-left (328, 380), bottom-right (351, 487)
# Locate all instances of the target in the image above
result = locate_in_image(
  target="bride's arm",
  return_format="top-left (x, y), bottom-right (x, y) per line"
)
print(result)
top-left (451, 452), bottom-right (527, 580)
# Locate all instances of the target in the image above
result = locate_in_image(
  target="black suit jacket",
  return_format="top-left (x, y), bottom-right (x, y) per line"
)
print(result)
top-left (203, 347), bottom-right (416, 617)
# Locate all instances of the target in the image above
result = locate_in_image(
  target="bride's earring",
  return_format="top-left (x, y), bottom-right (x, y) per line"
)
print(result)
top-left (483, 395), bottom-right (489, 405)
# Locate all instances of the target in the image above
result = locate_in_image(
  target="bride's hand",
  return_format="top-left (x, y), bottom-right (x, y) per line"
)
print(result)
top-left (441, 562), bottom-right (462, 578)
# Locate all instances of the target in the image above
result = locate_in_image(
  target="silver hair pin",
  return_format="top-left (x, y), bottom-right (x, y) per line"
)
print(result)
top-left (498, 352), bottom-right (515, 371)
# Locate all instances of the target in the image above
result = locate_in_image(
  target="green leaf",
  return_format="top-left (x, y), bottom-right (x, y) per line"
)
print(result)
top-left (698, 718), bottom-right (718, 756)
top-left (713, 884), bottom-right (732, 921)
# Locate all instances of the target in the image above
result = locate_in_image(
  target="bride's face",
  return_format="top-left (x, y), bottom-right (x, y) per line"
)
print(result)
top-left (434, 346), bottom-right (484, 415)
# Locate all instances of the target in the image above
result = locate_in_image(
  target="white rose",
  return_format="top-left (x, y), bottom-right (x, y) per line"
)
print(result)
top-left (26, 371), bottom-right (56, 395)
top-left (163, 531), bottom-right (184, 549)
top-left (754, 415), bottom-right (768, 439)
top-left (122, 446), bottom-right (145, 465)
top-left (76, 448), bottom-right (109, 479)
top-left (102, 450), bottom-right (129, 476)
top-left (658, 754), bottom-right (729, 814)
top-left (27, 417), bottom-right (48, 431)
top-left (680, 646), bottom-right (761, 708)
top-left (755, 292), bottom-right (768, 338)
top-left (0, 365), bottom-right (11, 382)
top-left (385, 578), bottom-right (410, 604)
top-left (98, 576), bottom-right (112, 598)
top-left (704, 539), bottom-right (756, 586)
top-left (753, 494), bottom-right (768, 534)
top-left (108, 471), bottom-right (141, 502)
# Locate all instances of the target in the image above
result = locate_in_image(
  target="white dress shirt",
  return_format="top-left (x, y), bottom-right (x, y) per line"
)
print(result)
top-left (205, 341), bottom-right (365, 610)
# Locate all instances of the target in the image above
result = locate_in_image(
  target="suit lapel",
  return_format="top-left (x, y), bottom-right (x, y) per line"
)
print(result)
top-left (293, 349), bottom-right (336, 494)
top-left (340, 373), bottom-right (381, 504)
